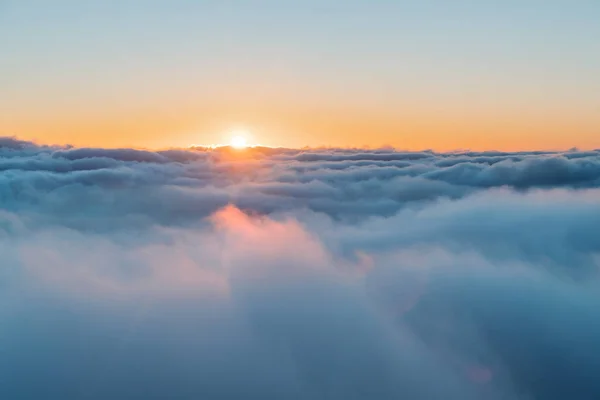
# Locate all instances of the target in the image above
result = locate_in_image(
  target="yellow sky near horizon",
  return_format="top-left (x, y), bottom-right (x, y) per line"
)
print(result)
top-left (2, 2), bottom-right (600, 151)
top-left (3, 98), bottom-right (599, 151)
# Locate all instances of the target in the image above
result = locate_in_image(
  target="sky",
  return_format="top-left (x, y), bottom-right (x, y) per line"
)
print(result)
top-left (1, 0), bottom-right (599, 150)
top-left (3, 3), bottom-right (600, 396)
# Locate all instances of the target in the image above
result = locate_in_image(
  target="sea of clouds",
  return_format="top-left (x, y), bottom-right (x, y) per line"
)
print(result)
top-left (1, 136), bottom-right (600, 399)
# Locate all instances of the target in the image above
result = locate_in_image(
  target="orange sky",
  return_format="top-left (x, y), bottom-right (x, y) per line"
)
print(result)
top-left (4, 95), bottom-right (599, 151)
top-left (2, 2), bottom-right (599, 151)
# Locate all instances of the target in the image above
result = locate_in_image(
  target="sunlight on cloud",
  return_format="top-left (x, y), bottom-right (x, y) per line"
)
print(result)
top-left (1, 137), bottom-right (600, 399)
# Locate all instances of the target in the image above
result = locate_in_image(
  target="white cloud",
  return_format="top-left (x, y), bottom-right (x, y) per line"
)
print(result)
top-left (1, 137), bottom-right (599, 398)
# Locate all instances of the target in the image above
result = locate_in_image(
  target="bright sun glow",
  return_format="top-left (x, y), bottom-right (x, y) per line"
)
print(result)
top-left (230, 134), bottom-right (248, 149)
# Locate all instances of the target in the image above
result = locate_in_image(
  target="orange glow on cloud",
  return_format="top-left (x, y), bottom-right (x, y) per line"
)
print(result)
top-left (211, 205), bottom-right (329, 270)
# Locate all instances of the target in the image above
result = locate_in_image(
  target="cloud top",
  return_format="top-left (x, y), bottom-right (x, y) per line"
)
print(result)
top-left (1, 137), bottom-right (600, 399)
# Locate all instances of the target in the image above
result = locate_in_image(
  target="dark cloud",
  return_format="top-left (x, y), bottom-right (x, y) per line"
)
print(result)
top-left (1, 136), bottom-right (600, 399)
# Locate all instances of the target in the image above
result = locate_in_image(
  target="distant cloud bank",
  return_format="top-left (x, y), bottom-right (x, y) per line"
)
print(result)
top-left (1, 137), bottom-right (600, 399)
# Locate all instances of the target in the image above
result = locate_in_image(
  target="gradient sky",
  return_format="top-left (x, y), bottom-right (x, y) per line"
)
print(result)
top-left (2, 0), bottom-right (599, 150)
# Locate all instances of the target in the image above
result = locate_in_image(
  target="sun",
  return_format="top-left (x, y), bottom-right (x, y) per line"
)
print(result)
top-left (230, 133), bottom-right (248, 149)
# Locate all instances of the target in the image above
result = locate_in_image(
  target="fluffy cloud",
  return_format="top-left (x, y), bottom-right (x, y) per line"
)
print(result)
top-left (1, 137), bottom-right (599, 399)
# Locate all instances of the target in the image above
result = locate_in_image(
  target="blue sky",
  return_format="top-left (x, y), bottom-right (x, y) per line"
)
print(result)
top-left (1, 0), bottom-right (599, 149)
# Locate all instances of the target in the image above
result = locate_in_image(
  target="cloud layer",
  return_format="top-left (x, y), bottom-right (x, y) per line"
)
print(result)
top-left (1, 137), bottom-right (600, 399)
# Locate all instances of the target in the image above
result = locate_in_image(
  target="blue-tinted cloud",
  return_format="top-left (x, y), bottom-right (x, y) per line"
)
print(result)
top-left (1, 137), bottom-right (599, 399)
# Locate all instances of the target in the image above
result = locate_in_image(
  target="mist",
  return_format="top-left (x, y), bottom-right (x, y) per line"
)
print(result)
top-left (1, 137), bottom-right (600, 399)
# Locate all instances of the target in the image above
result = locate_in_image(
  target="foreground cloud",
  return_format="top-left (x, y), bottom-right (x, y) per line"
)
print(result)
top-left (1, 137), bottom-right (600, 399)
